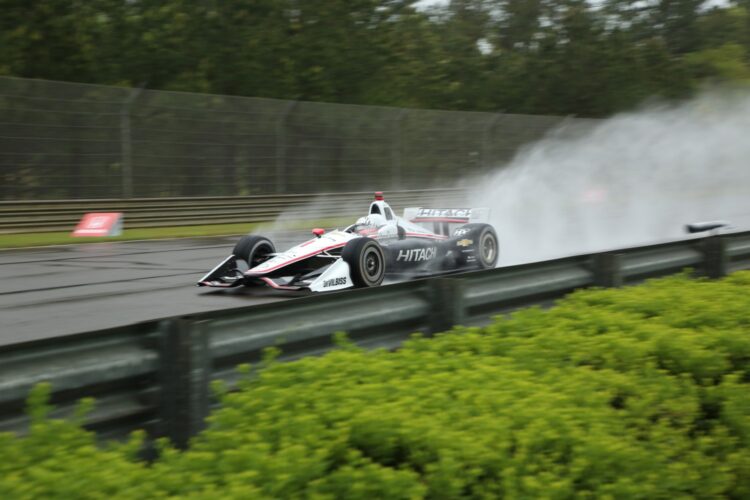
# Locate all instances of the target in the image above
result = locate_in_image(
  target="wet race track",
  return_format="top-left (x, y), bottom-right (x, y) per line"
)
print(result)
top-left (0, 234), bottom-right (311, 346)
top-left (5, 218), bottom-right (748, 348)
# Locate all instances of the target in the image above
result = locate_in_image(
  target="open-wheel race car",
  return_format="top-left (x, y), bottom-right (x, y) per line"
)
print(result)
top-left (197, 192), bottom-right (498, 292)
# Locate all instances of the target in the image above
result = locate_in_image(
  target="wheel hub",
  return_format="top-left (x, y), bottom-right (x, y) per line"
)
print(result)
top-left (365, 251), bottom-right (380, 276)
top-left (481, 234), bottom-right (495, 263)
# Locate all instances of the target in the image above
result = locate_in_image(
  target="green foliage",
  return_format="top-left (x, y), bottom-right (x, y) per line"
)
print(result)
top-left (25, 382), bottom-right (52, 423)
top-left (685, 43), bottom-right (750, 83)
top-left (2, 271), bottom-right (750, 498)
top-left (1, 1), bottom-right (748, 117)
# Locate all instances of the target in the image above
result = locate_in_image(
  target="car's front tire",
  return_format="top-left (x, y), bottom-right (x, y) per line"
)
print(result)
top-left (232, 235), bottom-right (275, 268)
top-left (342, 238), bottom-right (386, 287)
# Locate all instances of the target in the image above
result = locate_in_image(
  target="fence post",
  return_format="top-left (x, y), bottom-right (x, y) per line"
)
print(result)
top-left (120, 86), bottom-right (144, 199)
top-left (391, 110), bottom-right (408, 189)
top-left (275, 101), bottom-right (297, 194)
top-left (702, 236), bottom-right (727, 279)
top-left (428, 278), bottom-right (466, 334)
top-left (482, 114), bottom-right (503, 171)
top-left (593, 253), bottom-right (622, 287)
top-left (158, 318), bottom-right (211, 449)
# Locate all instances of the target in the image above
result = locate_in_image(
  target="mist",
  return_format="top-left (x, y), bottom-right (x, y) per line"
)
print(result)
top-left (468, 89), bottom-right (750, 266)
top-left (252, 195), bottom-right (364, 242)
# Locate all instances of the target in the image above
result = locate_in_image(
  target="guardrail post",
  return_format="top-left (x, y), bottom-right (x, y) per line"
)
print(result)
top-left (428, 278), bottom-right (466, 334)
top-left (702, 236), bottom-right (727, 279)
top-left (158, 318), bottom-right (211, 449)
top-left (593, 253), bottom-right (622, 287)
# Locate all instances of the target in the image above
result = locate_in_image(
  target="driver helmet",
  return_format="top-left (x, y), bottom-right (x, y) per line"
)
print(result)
top-left (355, 214), bottom-right (387, 236)
top-left (357, 213), bottom-right (386, 228)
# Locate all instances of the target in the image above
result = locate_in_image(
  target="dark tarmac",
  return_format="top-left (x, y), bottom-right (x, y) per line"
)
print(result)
top-left (0, 234), bottom-right (307, 347)
top-left (5, 220), bottom-right (745, 348)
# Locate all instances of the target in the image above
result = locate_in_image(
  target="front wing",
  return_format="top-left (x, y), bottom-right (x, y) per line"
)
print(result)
top-left (197, 255), bottom-right (354, 292)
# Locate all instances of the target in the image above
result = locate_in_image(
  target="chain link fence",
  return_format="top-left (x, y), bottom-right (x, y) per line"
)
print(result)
top-left (0, 76), bottom-right (597, 200)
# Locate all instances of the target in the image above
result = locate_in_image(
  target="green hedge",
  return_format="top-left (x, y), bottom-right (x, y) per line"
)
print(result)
top-left (2, 272), bottom-right (749, 499)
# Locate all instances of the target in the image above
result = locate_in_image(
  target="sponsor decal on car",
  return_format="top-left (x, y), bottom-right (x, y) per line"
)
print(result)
top-left (453, 228), bottom-right (471, 236)
top-left (323, 277), bottom-right (348, 287)
top-left (397, 246), bottom-right (437, 262)
top-left (456, 239), bottom-right (473, 247)
top-left (417, 208), bottom-right (472, 218)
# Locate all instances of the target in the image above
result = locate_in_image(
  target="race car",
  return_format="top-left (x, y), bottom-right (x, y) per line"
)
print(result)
top-left (197, 192), bottom-right (498, 292)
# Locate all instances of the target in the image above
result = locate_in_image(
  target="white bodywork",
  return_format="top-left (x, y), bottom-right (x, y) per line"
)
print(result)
top-left (308, 259), bottom-right (353, 292)
top-left (243, 229), bottom-right (357, 290)
top-left (248, 230), bottom-right (356, 276)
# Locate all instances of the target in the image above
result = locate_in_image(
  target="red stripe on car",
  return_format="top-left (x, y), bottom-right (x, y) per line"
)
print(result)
top-left (259, 277), bottom-right (302, 290)
top-left (245, 242), bottom-right (347, 275)
top-left (405, 232), bottom-right (448, 240)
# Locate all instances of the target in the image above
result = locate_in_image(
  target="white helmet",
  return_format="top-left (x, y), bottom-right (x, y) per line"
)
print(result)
top-left (357, 214), bottom-right (386, 228)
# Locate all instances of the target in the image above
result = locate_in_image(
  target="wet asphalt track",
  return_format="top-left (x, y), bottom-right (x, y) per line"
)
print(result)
top-left (0, 234), bottom-right (309, 347)
top-left (4, 217), bottom-right (748, 348)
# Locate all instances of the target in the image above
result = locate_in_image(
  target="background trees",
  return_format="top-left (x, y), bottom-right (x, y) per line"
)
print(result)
top-left (0, 0), bottom-right (748, 117)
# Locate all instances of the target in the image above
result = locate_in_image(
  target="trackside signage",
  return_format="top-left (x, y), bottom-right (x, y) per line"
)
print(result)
top-left (72, 212), bottom-right (123, 237)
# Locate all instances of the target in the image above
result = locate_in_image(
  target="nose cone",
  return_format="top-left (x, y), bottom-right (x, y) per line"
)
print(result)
top-left (312, 228), bottom-right (325, 238)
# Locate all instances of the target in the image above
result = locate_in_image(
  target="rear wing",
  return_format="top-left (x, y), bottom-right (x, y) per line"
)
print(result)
top-left (403, 207), bottom-right (490, 224)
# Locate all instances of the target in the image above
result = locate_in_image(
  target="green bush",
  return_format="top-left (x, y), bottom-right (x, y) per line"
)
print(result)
top-left (1, 272), bottom-right (749, 499)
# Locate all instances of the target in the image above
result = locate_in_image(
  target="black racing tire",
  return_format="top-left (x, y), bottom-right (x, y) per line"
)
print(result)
top-left (342, 238), bottom-right (386, 287)
top-left (455, 223), bottom-right (499, 269)
top-left (232, 235), bottom-right (275, 268)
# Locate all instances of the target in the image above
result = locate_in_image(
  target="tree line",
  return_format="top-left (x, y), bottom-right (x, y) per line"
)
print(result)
top-left (1, 0), bottom-right (748, 117)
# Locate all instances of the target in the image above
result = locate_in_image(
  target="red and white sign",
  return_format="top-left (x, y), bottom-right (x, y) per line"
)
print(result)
top-left (71, 212), bottom-right (123, 237)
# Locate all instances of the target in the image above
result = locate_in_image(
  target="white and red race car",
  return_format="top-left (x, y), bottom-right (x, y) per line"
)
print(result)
top-left (197, 192), bottom-right (498, 292)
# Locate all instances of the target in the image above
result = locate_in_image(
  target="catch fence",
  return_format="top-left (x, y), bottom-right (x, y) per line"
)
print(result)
top-left (0, 76), bottom-right (597, 200)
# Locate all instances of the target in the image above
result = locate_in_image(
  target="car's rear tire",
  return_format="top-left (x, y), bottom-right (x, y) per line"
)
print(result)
top-left (232, 235), bottom-right (275, 268)
top-left (342, 238), bottom-right (386, 287)
top-left (454, 223), bottom-right (499, 269)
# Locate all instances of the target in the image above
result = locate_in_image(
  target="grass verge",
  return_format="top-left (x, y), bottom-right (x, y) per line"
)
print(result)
top-left (0, 218), bottom-right (354, 249)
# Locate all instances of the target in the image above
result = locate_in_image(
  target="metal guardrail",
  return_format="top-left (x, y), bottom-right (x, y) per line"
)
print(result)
top-left (1, 231), bottom-right (749, 446)
top-left (0, 189), bottom-right (465, 233)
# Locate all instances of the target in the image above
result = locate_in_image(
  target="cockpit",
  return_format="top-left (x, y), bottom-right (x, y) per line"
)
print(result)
top-left (345, 191), bottom-right (402, 238)
top-left (369, 200), bottom-right (394, 221)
